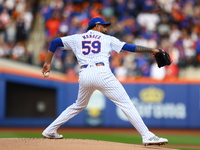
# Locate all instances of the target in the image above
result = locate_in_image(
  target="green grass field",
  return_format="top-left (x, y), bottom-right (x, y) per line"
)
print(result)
top-left (0, 131), bottom-right (200, 150)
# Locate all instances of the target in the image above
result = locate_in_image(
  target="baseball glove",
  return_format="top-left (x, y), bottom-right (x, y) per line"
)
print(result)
top-left (154, 49), bottom-right (172, 68)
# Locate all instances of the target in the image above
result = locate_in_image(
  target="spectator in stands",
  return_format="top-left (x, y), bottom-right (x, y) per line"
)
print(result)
top-left (38, 49), bottom-right (47, 67)
top-left (63, 51), bottom-right (77, 74)
top-left (150, 61), bottom-right (166, 80)
top-left (11, 41), bottom-right (25, 61)
top-left (195, 34), bottom-right (200, 66)
top-left (15, 15), bottom-right (27, 43)
top-left (114, 60), bottom-right (128, 81)
top-left (0, 8), bottom-right (10, 42)
top-left (45, 11), bottom-right (61, 40)
top-left (165, 62), bottom-right (179, 79)
top-left (39, 1), bottom-right (54, 23)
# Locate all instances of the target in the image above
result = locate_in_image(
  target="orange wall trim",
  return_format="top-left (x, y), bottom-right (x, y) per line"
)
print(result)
top-left (1, 66), bottom-right (200, 84)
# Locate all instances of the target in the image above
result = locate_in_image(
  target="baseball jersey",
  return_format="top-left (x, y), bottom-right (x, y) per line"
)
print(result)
top-left (60, 30), bottom-right (125, 66)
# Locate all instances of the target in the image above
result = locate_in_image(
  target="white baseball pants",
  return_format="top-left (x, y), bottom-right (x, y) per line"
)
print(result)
top-left (43, 65), bottom-right (154, 139)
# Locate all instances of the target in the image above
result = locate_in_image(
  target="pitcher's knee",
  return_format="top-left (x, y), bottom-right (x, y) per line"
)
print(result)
top-left (74, 103), bottom-right (87, 110)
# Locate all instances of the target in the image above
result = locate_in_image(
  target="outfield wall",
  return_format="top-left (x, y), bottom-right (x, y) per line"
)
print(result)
top-left (0, 69), bottom-right (200, 128)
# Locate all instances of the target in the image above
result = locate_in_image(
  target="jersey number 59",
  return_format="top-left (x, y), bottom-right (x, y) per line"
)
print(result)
top-left (82, 41), bottom-right (101, 55)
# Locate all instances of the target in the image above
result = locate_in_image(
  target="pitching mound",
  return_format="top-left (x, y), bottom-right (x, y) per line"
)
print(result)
top-left (1, 138), bottom-right (175, 150)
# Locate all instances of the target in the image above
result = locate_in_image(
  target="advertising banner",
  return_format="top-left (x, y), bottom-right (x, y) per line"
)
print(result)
top-left (0, 72), bottom-right (200, 128)
top-left (102, 84), bottom-right (188, 128)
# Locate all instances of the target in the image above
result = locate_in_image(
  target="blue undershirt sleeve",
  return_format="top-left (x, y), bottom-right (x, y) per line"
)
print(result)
top-left (48, 38), bottom-right (64, 53)
top-left (122, 43), bottom-right (136, 52)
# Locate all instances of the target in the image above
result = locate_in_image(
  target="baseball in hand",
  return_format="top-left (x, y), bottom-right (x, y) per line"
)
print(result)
top-left (44, 72), bottom-right (50, 77)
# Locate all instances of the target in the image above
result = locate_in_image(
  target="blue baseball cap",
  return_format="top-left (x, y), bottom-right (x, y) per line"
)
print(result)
top-left (87, 17), bottom-right (111, 30)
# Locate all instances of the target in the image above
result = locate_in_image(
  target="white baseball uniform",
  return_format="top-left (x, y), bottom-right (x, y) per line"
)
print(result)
top-left (43, 30), bottom-right (155, 140)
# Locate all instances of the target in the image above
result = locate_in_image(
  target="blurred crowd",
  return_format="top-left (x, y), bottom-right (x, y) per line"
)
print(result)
top-left (1, 0), bottom-right (200, 80)
top-left (0, 0), bottom-right (38, 63)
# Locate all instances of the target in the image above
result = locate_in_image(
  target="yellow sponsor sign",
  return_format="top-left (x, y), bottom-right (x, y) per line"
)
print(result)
top-left (88, 109), bottom-right (101, 117)
top-left (139, 86), bottom-right (164, 103)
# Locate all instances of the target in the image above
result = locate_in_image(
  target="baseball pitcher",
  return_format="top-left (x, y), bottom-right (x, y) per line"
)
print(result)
top-left (42, 17), bottom-right (169, 146)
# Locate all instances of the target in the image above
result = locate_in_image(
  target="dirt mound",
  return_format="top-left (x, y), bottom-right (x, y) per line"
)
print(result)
top-left (1, 138), bottom-right (175, 150)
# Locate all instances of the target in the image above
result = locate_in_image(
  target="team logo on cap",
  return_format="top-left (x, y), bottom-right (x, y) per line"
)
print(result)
top-left (95, 21), bottom-right (101, 24)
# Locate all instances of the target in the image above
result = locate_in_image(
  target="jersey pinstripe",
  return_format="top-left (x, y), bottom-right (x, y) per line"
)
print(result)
top-left (43, 30), bottom-right (155, 140)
